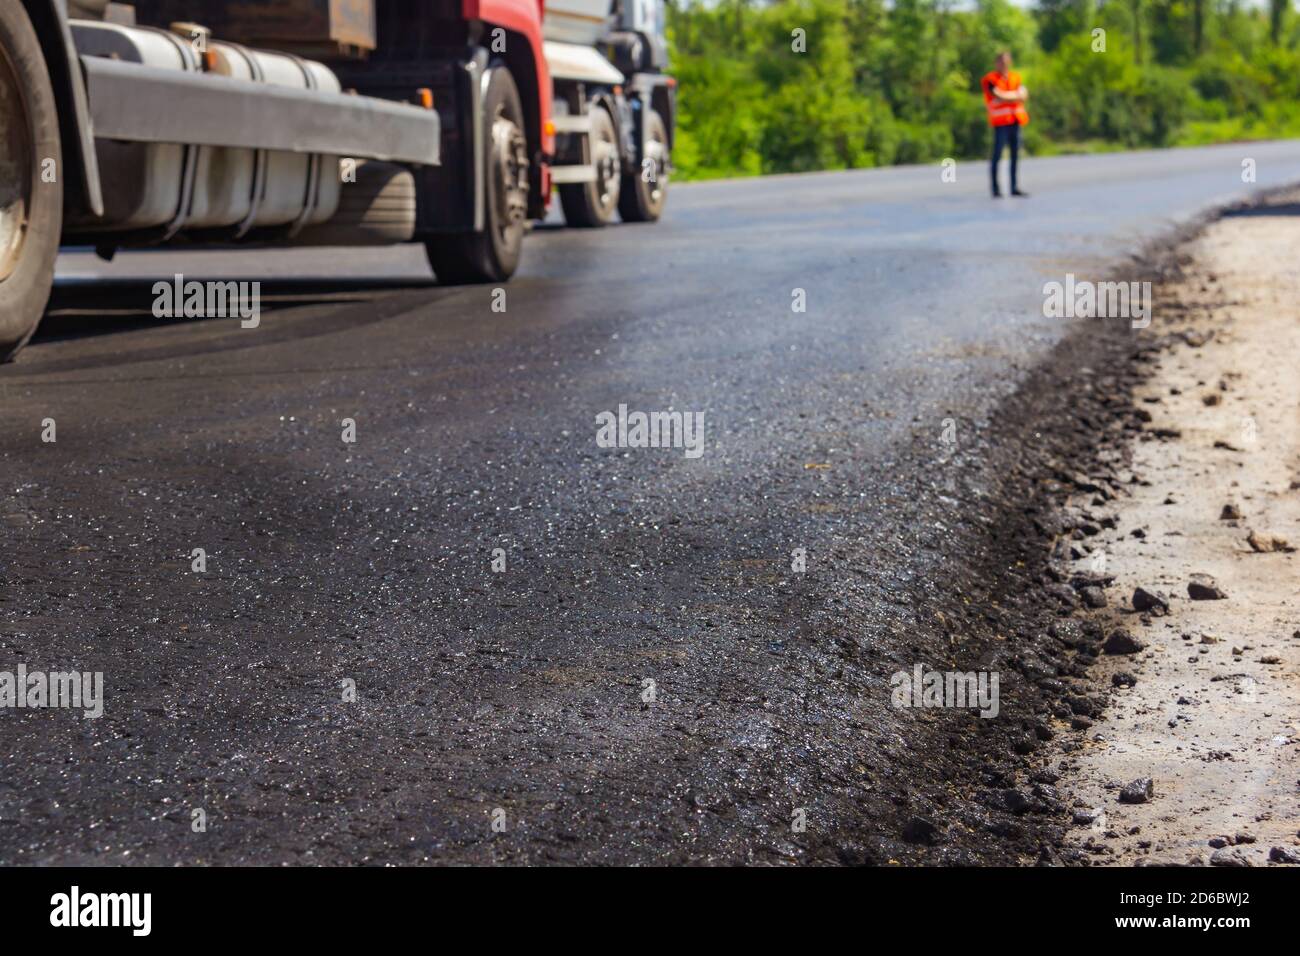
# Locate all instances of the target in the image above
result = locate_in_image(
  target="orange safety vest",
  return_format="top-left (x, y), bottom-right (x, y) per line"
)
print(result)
top-left (982, 70), bottom-right (1029, 127)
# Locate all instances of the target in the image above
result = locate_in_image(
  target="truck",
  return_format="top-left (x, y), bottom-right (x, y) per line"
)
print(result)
top-left (0, 0), bottom-right (675, 361)
top-left (545, 0), bottom-right (673, 227)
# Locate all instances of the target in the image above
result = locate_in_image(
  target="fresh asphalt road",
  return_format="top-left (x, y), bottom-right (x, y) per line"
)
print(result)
top-left (1, 142), bottom-right (1297, 864)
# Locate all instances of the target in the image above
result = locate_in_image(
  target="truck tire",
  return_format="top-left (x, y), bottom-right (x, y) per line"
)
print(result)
top-left (426, 66), bottom-right (529, 284)
top-left (618, 108), bottom-right (669, 224)
top-left (558, 105), bottom-right (620, 228)
top-left (0, 2), bottom-right (63, 363)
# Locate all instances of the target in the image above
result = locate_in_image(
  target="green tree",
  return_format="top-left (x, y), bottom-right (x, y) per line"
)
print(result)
top-left (666, 0), bottom-right (1300, 180)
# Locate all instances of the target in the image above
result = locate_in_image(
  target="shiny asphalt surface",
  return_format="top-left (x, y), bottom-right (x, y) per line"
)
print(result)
top-left (1, 141), bottom-right (1297, 863)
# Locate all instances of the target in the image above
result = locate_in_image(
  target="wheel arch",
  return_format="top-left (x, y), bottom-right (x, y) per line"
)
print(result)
top-left (19, 0), bottom-right (103, 218)
top-left (650, 83), bottom-right (675, 151)
top-left (466, 0), bottom-right (551, 218)
top-left (487, 29), bottom-right (547, 218)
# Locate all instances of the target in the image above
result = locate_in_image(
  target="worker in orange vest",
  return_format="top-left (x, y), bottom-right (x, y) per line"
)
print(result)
top-left (982, 51), bottom-right (1030, 198)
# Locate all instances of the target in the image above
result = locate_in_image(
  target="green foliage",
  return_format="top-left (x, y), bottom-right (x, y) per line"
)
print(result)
top-left (667, 0), bottom-right (1298, 180)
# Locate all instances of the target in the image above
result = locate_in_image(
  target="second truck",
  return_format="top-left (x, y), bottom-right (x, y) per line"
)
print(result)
top-left (0, 0), bottom-right (676, 361)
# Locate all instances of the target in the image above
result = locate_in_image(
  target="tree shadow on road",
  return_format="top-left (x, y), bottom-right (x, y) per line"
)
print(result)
top-left (38, 277), bottom-right (437, 345)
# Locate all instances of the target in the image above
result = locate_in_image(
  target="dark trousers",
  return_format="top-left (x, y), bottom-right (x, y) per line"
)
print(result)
top-left (990, 123), bottom-right (1020, 194)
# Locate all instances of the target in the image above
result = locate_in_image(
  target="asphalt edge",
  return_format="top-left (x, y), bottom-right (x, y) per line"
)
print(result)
top-left (873, 184), bottom-right (1300, 865)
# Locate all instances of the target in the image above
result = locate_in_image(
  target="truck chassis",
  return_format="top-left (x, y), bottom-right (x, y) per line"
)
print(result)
top-left (0, 0), bottom-right (674, 361)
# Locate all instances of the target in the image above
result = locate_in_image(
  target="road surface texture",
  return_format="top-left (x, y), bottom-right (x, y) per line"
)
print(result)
top-left (2, 142), bottom-right (1298, 865)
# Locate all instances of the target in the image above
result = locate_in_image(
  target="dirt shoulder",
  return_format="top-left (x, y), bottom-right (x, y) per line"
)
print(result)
top-left (1044, 202), bottom-right (1300, 865)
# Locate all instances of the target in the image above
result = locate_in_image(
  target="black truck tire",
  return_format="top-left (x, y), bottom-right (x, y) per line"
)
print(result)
top-left (0, 2), bottom-right (63, 362)
top-left (618, 108), bottom-right (669, 224)
top-left (426, 66), bottom-right (529, 284)
top-left (558, 105), bottom-right (621, 228)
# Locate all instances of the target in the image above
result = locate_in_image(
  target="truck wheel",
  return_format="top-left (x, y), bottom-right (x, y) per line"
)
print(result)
top-left (618, 108), bottom-right (669, 223)
top-left (426, 66), bottom-right (529, 284)
top-left (0, 2), bottom-right (63, 362)
top-left (559, 106), bottom-right (620, 228)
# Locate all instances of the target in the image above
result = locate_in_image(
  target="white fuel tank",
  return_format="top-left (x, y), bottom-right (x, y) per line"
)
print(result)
top-left (68, 21), bottom-right (190, 232)
top-left (195, 42), bottom-right (341, 230)
top-left (69, 21), bottom-right (340, 236)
